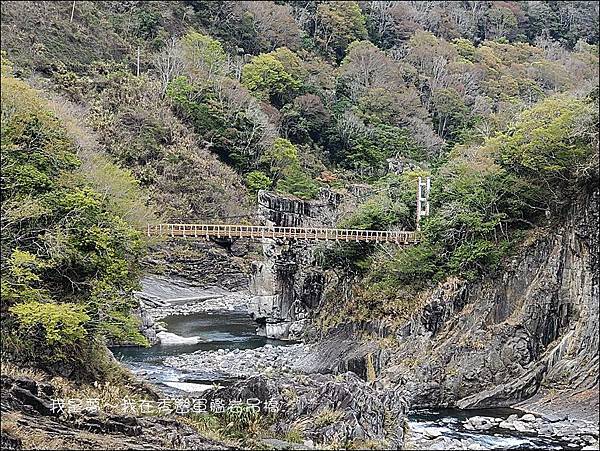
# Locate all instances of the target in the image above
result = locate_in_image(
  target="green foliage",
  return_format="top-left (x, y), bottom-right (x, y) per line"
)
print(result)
top-left (9, 301), bottom-right (90, 346)
top-left (315, 1), bottom-right (368, 59)
top-left (496, 96), bottom-right (595, 183)
top-left (341, 172), bottom-right (422, 231)
top-left (6, 249), bottom-right (45, 285)
top-left (453, 38), bottom-right (477, 61)
top-left (1, 66), bottom-right (147, 374)
top-left (285, 428), bottom-right (304, 444)
top-left (321, 172), bottom-right (423, 274)
top-left (134, 7), bottom-right (162, 40)
top-left (276, 164), bottom-right (319, 200)
top-left (347, 125), bottom-right (425, 174)
top-left (245, 170), bottom-right (273, 194)
top-left (270, 47), bottom-right (306, 82)
top-left (166, 75), bottom-right (268, 171)
top-left (486, 6), bottom-right (518, 40)
top-left (242, 51), bottom-right (302, 105)
top-left (257, 138), bottom-right (319, 199)
top-left (359, 93), bottom-right (597, 298)
top-left (1, 77), bottom-right (80, 197)
top-left (281, 93), bottom-right (331, 144)
top-left (432, 88), bottom-right (473, 144)
top-left (260, 138), bottom-right (299, 180)
top-left (77, 150), bottom-right (156, 230)
top-left (446, 239), bottom-right (511, 280)
top-left (1, 249), bottom-right (49, 305)
top-left (180, 31), bottom-right (228, 81)
top-left (365, 241), bottom-right (442, 292)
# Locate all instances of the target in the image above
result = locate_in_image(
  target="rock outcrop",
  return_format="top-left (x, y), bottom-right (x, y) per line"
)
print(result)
top-left (144, 239), bottom-right (254, 292)
top-left (249, 189), bottom-right (346, 339)
top-left (379, 188), bottom-right (599, 419)
top-left (0, 375), bottom-right (228, 450)
top-left (132, 305), bottom-right (159, 345)
top-left (198, 372), bottom-right (408, 448)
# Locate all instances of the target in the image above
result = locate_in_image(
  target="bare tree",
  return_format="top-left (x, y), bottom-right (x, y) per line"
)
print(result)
top-left (153, 38), bottom-right (184, 94)
top-left (235, 1), bottom-right (302, 51)
top-left (339, 40), bottom-right (403, 101)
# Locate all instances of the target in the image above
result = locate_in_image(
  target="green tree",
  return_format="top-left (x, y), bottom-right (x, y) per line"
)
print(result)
top-left (180, 31), bottom-right (228, 81)
top-left (241, 52), bottom-right (302, 105)
top-left (432, 88), bottom-right (472, 144)
top-left (314, 1), bottom-right (368, 59)
top-left (351, 124), bottom-right (424, 173)
top-left (486, 6), bottom-right (518, 41)
top-left (496, 95), bottom-right (596, 190)
top-left (280, 94), bottom-right (330, 144)
top-left (10, 301), bottom-right (90, 346)
top-left (245, 170), bottom-right (273, 194)
top-left (276, 164), bottom-right (319, 199)
top-left (260, 138), bottom-right (299, 180)
top-left (257, 137), bottom-right (318, 198)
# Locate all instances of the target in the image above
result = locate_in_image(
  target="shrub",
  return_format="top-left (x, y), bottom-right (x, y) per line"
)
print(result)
top-left (497, 96), bottom-right (596, 186)
top-left (9, 301), bottom-right (90, 346)
top-left (245, 171), bottom-right (273, 194)
top-left (1, 62), bottom-right (148, 375)
top-left (276, 164), bottom-right (319, 199)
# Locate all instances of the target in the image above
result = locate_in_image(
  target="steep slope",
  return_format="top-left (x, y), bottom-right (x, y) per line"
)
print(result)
top-left (378, 187), bottom-right (599, 419)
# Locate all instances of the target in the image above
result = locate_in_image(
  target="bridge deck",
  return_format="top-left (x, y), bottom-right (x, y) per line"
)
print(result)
top-left (146, 224), bottom-right (419, 245)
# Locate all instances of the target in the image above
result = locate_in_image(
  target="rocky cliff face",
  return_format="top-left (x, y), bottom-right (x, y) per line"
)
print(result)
top-left (379, 188), bottom-right (599, 419)
top-left (144, 239), bottom-right (255, 292)
top-left (249, 189), bottom-right (352, 339)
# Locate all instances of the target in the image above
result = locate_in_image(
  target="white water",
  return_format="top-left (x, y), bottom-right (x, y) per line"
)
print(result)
top-left (162, 381), bottom-right (213, 392)
top-left (114, 309), bottom-right (582, 450)
top-left (156, 331), bottom-right (202, 345)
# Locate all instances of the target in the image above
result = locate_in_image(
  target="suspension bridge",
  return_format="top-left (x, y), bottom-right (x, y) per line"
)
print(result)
top-left (145, 177), bottom-right (431, 246)
top-left (145, 223), bottom-right (420, 245)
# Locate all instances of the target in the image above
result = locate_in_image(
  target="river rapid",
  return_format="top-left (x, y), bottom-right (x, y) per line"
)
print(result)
top-left (110, 284), bottom-right (597, 450)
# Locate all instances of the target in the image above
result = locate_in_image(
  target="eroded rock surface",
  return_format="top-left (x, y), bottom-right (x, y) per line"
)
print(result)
top-left (198, 372), bottom-right (408, 449)
top-left (380, 189), bottom-right (599, 421)
top-left (249, 189), bottom-right (364, 339)
top-left (0, 375), bottom-right (227, 450)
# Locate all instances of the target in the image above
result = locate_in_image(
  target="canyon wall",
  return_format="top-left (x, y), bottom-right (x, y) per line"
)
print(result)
top-left (249, 189), bottom-right (354, 339)
top-left (379, 187), bottom-right (599, 419)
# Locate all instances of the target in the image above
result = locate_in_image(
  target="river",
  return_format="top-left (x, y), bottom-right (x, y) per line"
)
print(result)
top-left (111, 310), bottom-right (289, 393)
top-left (111, 309), bottom-right (591, 450)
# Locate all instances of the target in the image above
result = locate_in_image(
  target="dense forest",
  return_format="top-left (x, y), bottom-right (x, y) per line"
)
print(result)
top-left (1, 1), bottom-right (599, 449)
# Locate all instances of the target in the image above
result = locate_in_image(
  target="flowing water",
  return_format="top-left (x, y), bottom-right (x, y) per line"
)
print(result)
top-left (112, 308), bottom-right (586, 450)
top-left (111, 310), bottom-right (288, 393)
top-left (407, 408), bottom-right (577, 450)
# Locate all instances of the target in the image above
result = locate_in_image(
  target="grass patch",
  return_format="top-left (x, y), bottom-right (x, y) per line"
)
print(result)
top-left (314, 408), bottom-right (345, 428)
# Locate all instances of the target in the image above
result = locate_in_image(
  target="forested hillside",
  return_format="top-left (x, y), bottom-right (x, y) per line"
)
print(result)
top-left (1, 0), bottom-right (598, 368)
top-left (1, 2), bottom-right (599, 449)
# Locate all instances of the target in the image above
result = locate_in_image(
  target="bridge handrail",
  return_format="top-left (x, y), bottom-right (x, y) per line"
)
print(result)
top-left (145, 223), bottom-right (419, 244)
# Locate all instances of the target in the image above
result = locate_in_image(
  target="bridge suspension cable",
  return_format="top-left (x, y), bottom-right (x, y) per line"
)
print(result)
top-left (146, 177), bottom-right (430, 246)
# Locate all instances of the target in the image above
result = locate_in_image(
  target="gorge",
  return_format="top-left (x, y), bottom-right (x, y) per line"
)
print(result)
top-left (1, 1), bottom-right (598, 450)
top-left (109, 184), bottom-right (599, 450)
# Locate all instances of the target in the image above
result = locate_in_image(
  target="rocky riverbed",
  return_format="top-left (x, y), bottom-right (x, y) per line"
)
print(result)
top-left (136, 275), bottom-right (253, 319)
top-left (164, 343), bottom-right (311, 379)
top-left (405, 410), bottom-right (599, 450)
top-left (121, 271), bottom-right (600, 450)
top-left (145, 291), bottom-right (251, 321)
